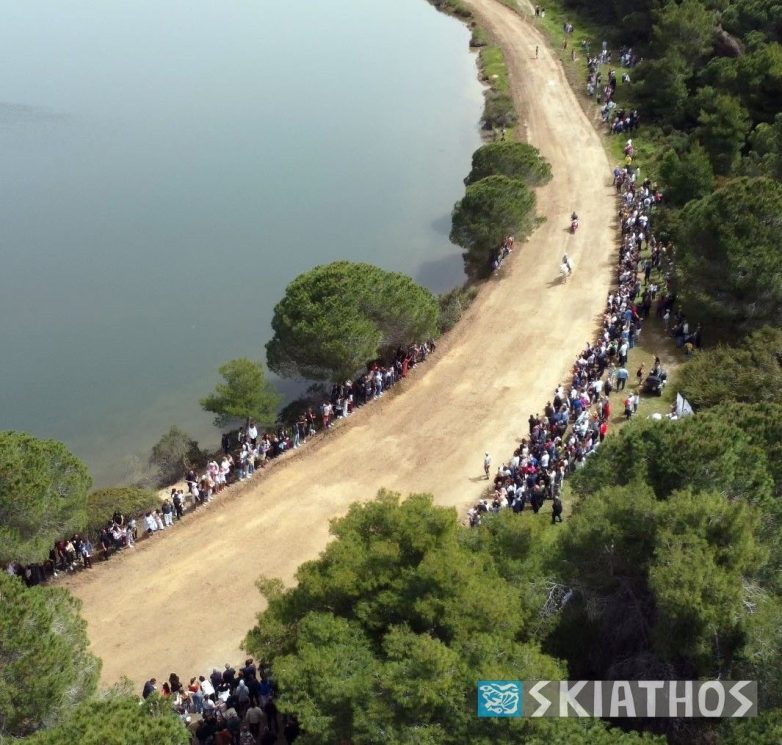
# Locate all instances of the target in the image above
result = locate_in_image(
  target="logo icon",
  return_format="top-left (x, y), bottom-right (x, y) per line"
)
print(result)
top-left (477, 680), bottom-right (523, 717)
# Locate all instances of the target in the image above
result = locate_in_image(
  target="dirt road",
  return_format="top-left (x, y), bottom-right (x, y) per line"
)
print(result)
top-left (64, 0), bottom-right (615, 686)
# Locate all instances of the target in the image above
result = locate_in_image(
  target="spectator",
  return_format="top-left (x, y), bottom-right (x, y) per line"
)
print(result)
top-left (142, 678), bottom-right (156, 699)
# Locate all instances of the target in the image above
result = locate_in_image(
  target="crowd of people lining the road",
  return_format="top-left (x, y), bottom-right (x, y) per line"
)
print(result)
top-left (141, 659), bottom-right (298, 745)
top-left (468, 50), bottom-right (702, 527)
top-left (5, 341), bottom-right (437, 589)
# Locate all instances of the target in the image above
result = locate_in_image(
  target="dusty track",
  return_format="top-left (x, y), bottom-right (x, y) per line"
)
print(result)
top-left (64, 0), bottom-right (615, 686)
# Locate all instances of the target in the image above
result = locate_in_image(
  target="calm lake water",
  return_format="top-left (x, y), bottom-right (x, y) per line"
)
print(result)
top-left (0, 0), bottom-right (483, 486)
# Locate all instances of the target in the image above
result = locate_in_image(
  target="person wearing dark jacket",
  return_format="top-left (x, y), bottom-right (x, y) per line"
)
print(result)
top-left (552, 496), bottom-right (564, 524)
top-left (142, 678), bottom-right (156, 699)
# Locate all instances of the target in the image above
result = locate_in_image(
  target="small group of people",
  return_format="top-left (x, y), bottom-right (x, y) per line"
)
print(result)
top-left (144, 492), bottom-right (185, 532)
top-left (660, 303), bottom-right (702, 354)
top-left (141, 658), bottom-right (299, 744)
top-left (6, 494), bottom-right (194, 586)
top-left (584, 44), bottom-right (641, 138)
top-left (6, 534), bottom-right (95, 585)
top-left (491, 235), bottom-right (515, 274)
top-left (609, 107), bottom-right (641, 135)
top-left (7, 511), bottom-right (144, 585)
top-left (617, 46), bottom-right (639, 68)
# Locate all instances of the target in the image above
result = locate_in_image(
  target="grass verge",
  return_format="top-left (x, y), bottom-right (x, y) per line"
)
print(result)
top-left (427, 0), bottom-right (518, 140)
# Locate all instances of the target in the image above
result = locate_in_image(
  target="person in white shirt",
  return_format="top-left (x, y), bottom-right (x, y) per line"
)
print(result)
top-left (144, 512), bottom-right (157, 534)
top-left (126, 519), bottom-right (136, 546)
top-left (199, 675), bottom-right (215, 699)
top-left (483, 452), bottom-right (492, 479)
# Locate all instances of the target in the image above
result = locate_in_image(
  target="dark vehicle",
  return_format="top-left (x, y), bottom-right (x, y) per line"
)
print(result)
top-left (642, 370), bottom-right (668, 396)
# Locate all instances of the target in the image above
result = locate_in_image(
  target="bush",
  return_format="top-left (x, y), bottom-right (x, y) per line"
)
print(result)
top-left (678, 327), bottom-right (782, 410)
top-left (450, 175), bottom-right (537, 278)
top-left (0, 573), bottom-right (100, 737)
top-left (427, 0), bottom-right (472, 19)
top-left (23, 692), bottom-right (190, 745)
top-left (267, 262), bottom-right (439, 383)
top-left (85, 487), bottom-right (160, 535)
top-left (470, 26), bottom-right (489, 48)
top-left (276, 385), bottom-right (327, 426)
top-left (569, 412), bottom-right (774, 508)
top-left (658, 142), bottom-right (715, 206)
top-left (437, 285), bottom-right (478, 333)
top-left (0, 432), bottom-right (92, 564)
top-left (675, 177), bottom-right (782, 331)
top-left (200, 358), bottom-right (281, 428)
top-left (149, 426), bottom-right (207, 486)
top-left (466, 141), bottom-right (552, 186)
top-left (482, 90), bottom-right (518, 130)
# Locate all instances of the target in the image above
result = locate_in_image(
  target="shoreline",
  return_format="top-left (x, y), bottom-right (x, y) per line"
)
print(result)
top-left (3, 0), bottom-right (485, 494)
top-left (59, 2), bottom-right (522, 521)
top-left (65, 0), bottom-right (618, 687)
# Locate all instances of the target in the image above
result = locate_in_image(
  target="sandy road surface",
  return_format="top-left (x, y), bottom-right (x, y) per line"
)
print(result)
top-left (64, 0), bottom-right (615, 686)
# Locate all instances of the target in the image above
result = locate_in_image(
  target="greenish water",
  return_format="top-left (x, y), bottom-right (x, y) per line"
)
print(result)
top-left (0, 0), bottom-right (483, 485)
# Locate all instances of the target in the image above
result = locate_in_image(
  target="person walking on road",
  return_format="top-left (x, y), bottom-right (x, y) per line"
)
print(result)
top-left (483, 452), bottom-right (492, 480)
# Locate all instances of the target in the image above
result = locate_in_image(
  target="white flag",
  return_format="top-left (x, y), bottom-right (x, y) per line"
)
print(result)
top-left (676, 393), bottom-right (694, 418)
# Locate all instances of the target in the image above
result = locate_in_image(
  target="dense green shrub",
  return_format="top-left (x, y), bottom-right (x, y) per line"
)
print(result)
top-left (0, 432), bottom-right (91, 564)
top-left (149, 426), bottom-right (207, 486)
top-left (0, 574), bottom-right (100, 737)
top-left (267, 262), bottom-right (439, 382)
top-left (85, 487), bottom-right (160, 534)
top-left (674, 177), bottom-right (782, 331)
top-left (678, 327), bottom-right (782, 410)
top-left (451, 175), bottom-right (536, 278)
top-left (466, 141), bottom-right (552, 186)
top-left (437, 285), bottom-right (478, 333)
top-left (481, 90), bottom-right (518, 130)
